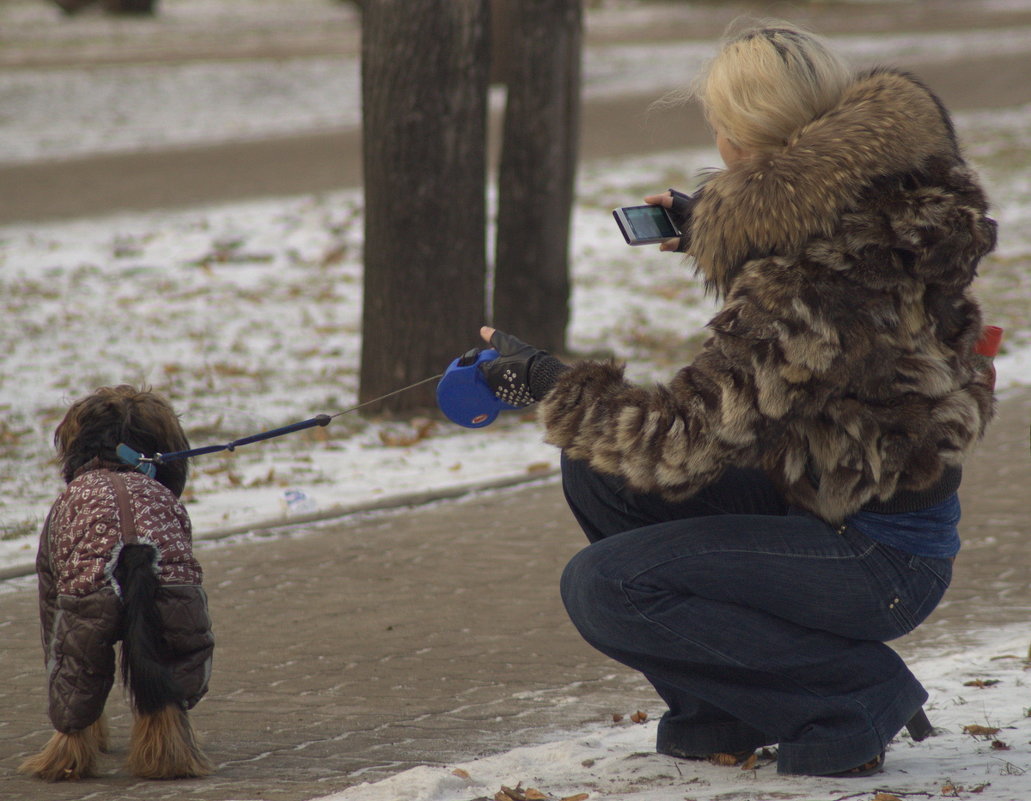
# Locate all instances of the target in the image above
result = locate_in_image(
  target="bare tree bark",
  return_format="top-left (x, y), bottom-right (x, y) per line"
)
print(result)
top-left (53, 0), bottom-right (158, 14)
top-left (104, 0), bottom-right (157, 13)
top-left (360, 0), bottom-right (491, 413)
top-left (492, 0), bottom-right (582, 354)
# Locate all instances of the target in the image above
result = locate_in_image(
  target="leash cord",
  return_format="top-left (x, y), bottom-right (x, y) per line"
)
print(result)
top-left (139, 373), bottom-right (444, 466)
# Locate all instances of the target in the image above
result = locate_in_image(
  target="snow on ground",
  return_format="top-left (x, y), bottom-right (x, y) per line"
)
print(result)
top-left (321, 624), bottom-right (1031, 801)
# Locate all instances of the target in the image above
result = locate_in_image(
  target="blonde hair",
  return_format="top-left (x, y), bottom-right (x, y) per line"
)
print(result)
top-left (691, 21), bottom-right (852, 153)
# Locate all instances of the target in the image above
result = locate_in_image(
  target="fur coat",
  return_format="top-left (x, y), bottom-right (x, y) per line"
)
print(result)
top-left (539, 69), bottom-right (997, 524)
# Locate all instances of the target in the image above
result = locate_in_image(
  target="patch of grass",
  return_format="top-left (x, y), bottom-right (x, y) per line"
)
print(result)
top-left (1, 516), bottom-right (40, 542)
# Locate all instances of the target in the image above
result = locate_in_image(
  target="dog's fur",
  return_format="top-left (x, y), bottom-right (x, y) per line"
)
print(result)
top-left (20, 385), bottom-right (212, 781)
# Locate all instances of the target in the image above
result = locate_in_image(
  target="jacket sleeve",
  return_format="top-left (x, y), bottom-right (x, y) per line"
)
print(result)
top-left (535, 257), bottom-right (852, 501)
top-left (36, 510), bottom-right (58, 666)
top-left (156, 584), bottom-right (214, 709)
top-left (536, 337), bottom-right (764, 500)
top-left (47, 590), bottom-right (120, 733)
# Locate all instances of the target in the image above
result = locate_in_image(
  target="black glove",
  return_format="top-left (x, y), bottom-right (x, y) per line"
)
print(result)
top-left (480, 330), bottom-right (569, 406)
top-left (667, 188), bottom-right (697, 253)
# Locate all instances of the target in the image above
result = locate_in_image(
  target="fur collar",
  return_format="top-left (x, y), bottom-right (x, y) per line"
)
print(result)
top-left (689, 69), bottom-right (960, 295)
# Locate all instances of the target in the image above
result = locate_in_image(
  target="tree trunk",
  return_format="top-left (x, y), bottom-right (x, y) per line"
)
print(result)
top-left (103, 0), bottom-right (157, 14)
top-left (51, 0), bottom-right (98, 13)
top-left (360, 0), bottom-right (491, 413)
top-left (52, 0), bottom-right (157, 17)
top-left (492, 0), bottom-right (582, 354)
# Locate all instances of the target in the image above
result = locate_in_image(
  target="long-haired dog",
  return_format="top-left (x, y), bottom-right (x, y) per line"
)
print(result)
top-left (19, 385), bottom-right (214, 781)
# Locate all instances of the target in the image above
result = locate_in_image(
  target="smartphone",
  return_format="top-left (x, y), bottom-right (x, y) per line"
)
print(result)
top-left (612, 204), bottom-right (680, 246)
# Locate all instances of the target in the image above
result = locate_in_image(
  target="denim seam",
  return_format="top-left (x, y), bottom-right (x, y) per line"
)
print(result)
top-left (618, 578), bottom-right (750, 668)
top-left (624, 542), bottom-right (877, 586)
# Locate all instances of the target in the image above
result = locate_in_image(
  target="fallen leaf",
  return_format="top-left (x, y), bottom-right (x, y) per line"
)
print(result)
top-left (630, 710), bottom-right (648, 724)
top-left (560, 795), bottom-right (589, 801)
top-left (378, 418), bottom-right (438, 447)
top-left (524, 790), bottom-right (548, 801)
top-left (963, 724), bottom-right (1001, 737)
top-left (526, 461), bottom-right (552, 474)
top-left (990, 739), bottom-right (1011, 750)
top-left (873, 794), bottom-right (902, 801)
top-left (499, 785), bottom-right (526, 801)
top-left (452, 768), bottom-right (471, 779)
top-left (611, 713), bottom-right (624, 723)
top-left (963, 679), bottom-right (1001, 688)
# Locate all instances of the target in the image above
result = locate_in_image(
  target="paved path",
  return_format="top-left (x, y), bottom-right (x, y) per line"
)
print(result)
top-left (2, 387), bottom-right (1028, 801)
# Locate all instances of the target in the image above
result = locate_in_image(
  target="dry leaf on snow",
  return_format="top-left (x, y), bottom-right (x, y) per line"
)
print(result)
top-left (378, 418), bottom-right (437, 447)
top-left (963, 724), bottom-right (1001, 737)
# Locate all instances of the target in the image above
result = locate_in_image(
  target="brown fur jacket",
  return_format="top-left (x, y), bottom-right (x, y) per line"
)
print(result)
top-left (539, 69), bottom-right (996, 524)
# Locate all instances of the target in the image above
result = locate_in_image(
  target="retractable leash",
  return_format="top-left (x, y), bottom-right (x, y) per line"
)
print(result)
top-left (117, 350), bottom-right (518, 475)
top-left (117, 373), bottom-right (444, 476)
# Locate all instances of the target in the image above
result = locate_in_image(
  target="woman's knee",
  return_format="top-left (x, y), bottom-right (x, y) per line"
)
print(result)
top-left (560, 540), bottom-right (633, 645)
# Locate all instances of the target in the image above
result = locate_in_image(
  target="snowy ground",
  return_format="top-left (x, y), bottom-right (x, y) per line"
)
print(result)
top-left (323, 624), bottom-right (1031, 801)
top-left (1, 2), bottom-right (1029, 800)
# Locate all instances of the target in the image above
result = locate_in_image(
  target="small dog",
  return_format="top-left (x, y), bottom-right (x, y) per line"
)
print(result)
top-left (19, 385), bottom-right (214, 781)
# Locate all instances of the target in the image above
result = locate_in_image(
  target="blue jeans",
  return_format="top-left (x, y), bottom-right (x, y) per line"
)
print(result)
top-left (558, 455), bottom-right (952, 775)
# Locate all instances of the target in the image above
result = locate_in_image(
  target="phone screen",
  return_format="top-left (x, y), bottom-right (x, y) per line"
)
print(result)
top-left (624, 205), bottom-right (678, 240)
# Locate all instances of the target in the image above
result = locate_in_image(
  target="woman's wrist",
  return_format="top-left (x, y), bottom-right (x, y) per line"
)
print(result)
top-left (528, 355), bottom-right (571, 400)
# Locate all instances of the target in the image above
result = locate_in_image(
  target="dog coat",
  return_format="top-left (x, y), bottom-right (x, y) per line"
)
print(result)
top-left (35, 465), bottom-right (213, 733)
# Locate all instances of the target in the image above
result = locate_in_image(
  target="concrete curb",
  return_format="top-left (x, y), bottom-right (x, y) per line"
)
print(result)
top-left (0, 468), bottom-right (559, 584)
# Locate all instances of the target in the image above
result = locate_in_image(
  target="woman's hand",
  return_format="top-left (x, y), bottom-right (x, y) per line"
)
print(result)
top-left (477, 326), bottom-right (544, 407)
top-left (644, 191), bottom-right (687, 252)
top-left (477, 327), bottom-right (570, 404)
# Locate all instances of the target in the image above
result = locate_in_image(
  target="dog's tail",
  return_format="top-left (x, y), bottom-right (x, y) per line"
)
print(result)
top-left (113, 543), bottom-right (185, 715)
